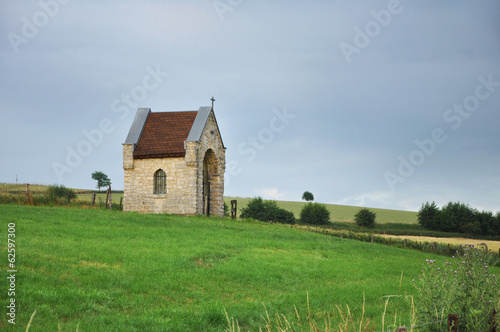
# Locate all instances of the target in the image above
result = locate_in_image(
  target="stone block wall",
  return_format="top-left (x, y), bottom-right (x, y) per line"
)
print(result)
top-left (123, 157), bottom-right (198, 214)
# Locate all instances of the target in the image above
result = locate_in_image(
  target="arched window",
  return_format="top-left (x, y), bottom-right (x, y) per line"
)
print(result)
top-left (154, 169), bottom-right (166, 194)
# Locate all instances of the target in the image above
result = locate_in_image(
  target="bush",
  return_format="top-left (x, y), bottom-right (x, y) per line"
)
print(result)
top-left (240, 197), bottom-right (295, 224)
top-left (415, 244), bottom-right (499, 331)
top-left (354, 208), bottom-right (376, 228)
top-left (268, 207), bottom-right (296, 225)
top-left (46, 185), bottom-right (77, 202)
top-left (299, 202), bottom-right (330, 225)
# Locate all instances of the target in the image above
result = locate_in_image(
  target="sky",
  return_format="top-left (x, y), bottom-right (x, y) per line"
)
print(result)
top-left (1, 0), bottom-right (499, 213)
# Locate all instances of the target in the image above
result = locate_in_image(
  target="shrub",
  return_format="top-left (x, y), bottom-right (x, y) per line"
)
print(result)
top-left (241, 197), bottom-right (268, 221)
top-left (354, 208), bottom-right (376, 228)
top-left (268, 207), bottom-right (296, 225)
top-left (299, 202), bottom-right (330, 225)
top-left (414, 244), bottom-right (499, 331)
top-left (46, 185), bottom-right (77, 203)
top-left (240, 197), bottom-right (295, 224)
top-left (223, 201), bottom-right (229, 217)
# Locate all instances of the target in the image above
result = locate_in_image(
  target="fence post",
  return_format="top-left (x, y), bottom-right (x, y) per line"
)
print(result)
top-left (108, 185), bottom-right (112, 210)
top-left (231, 200), bottom-right (237, 219)
top-left (105, 187), bottom-right (110, 209)
top-left (371, 234), bottom-right (374, 243)
top-left (91, 193), bottom-right (96, 207)
top-left (433, 242), bottom-right (437, 254)
top-left (25, 183), bottom-right (34, 205)
top-left (448, 314), bottom-right (458, 332)
top-left (404, 239), bottom-right (407, 248)
top-left (119, 196), bottom-right (123, 210)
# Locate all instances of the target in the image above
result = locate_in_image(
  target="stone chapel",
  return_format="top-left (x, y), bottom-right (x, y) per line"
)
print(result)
top-left (122, 104), bottom-right (226, 216)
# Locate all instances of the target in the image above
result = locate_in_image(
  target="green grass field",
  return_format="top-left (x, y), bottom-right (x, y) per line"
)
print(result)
top-left (0, 204), bottom-right (451, 331)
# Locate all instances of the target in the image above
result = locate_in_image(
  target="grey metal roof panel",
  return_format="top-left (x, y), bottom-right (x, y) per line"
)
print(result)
top-left (186, 106), bottom-right (211, 142)
top-left (124, 108), bottom-right (151, 145)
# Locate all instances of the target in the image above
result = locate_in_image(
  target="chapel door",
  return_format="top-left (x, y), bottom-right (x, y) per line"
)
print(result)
top-left (203, 157), bottom-right (210, 216)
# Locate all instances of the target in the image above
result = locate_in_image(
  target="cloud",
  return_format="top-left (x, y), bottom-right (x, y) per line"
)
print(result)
top-left (331, 191), bottom-right (394, 209)
top-left (254, 188), bottom-right (287, 200)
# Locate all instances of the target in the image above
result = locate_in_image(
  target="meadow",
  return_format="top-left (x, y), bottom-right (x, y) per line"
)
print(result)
top-left (0, 204), bottom-right (458, 331)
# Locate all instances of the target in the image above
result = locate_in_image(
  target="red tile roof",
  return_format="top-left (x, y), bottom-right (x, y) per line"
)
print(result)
top-left (133, 111), bottom-right (198, 159)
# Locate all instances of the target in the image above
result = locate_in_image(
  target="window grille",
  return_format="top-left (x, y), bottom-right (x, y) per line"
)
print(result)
top-left (154, 169), bottom-right (166, 194)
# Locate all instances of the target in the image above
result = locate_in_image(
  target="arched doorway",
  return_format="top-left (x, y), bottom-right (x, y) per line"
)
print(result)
top-left (202, 149), bottom-right (217, 216)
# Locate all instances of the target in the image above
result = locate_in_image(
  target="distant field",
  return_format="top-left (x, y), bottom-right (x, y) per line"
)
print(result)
top-left (225, 197), bottom-right (418, 224)
top-left (380, 234), bottom-right (500, 253)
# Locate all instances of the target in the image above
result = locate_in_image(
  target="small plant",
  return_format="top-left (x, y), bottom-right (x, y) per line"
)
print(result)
top-left (301, 191), bottom-right (314, 202)
top-left (414, 244), bottom-right (499, 331)
top-left (354, 208), bottom-right (376, 228)
top-left (223, 201), bottom-right (230, 217)
top-left (299, 202), bottom-right (330, 225)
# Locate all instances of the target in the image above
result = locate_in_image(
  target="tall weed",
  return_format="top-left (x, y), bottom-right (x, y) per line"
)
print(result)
top-left (414, 244), bottom-right (499, 331)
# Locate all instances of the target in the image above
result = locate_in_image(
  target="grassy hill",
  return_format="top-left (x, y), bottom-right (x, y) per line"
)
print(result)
top-left (224, 197), bottom-right (418, 224)
top-left (1, 204), bottom-right (444, 331)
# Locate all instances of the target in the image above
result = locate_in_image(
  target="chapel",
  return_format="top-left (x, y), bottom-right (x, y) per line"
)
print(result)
top-left (122, 103), bottom-right (226, 216)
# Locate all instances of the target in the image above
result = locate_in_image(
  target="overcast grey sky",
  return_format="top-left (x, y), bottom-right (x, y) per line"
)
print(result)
top-left (1, 0), bottom-right (499, 212)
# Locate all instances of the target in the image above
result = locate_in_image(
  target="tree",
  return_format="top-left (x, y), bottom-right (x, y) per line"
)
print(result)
top-left (91, 171), bottom-right (111, 192)
top-left (302, 191), bottom-right (314, 202)
top-left (417, 201), bottom-right (440, 230)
